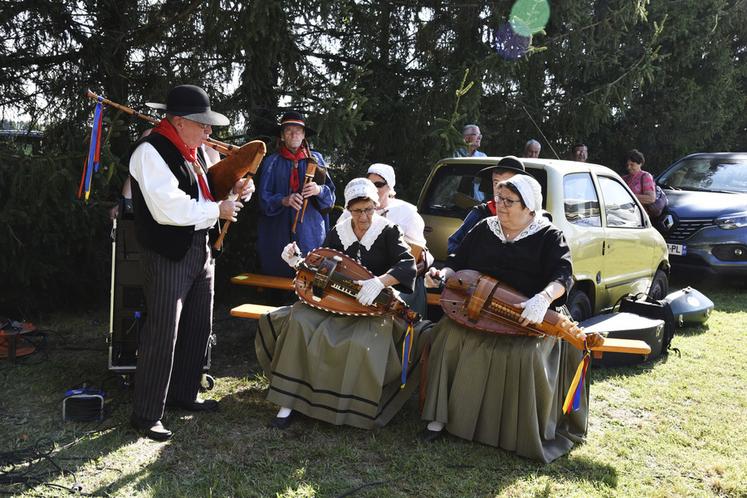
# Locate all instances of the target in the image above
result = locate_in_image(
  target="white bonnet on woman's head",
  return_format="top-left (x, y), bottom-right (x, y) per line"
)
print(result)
top-left (502, 174), bottom-right (543, 212)
top-left (367, 163), bottom-right (396, 196)
top-left (344, 178), bottom-right (380, 208)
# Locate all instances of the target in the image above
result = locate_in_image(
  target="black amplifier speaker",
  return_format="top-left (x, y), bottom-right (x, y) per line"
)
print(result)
top-left (108, 208), bottom-right (212, 373)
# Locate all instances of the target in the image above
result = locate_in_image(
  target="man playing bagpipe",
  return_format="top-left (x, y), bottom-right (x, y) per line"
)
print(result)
top-left (128, 85), bottom-right (253, 441)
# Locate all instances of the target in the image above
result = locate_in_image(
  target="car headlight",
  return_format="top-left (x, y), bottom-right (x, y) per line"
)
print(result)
top-left (716, 212), bottom-right (747, 230)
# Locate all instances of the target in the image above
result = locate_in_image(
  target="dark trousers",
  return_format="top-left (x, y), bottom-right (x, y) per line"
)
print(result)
top-left (133, 231), bottom-right (214, 422)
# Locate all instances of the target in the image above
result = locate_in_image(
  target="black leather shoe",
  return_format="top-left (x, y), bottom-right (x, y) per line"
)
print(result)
top-left (131, 415), bottom-right (172, 441)
top-left (420, 428), bottom-right (443, 443)
top-left (166, 398), bottom-right (220, 412)
top-left (268, 413), bottom-right (294, 430)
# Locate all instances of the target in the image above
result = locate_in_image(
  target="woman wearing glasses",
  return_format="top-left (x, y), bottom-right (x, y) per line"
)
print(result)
top-left (421, 174), bottom-right (588, 463)
top-left (338, 164), bottom-right (433, 317)
top-left (255, 178), bottom-right (432, 430)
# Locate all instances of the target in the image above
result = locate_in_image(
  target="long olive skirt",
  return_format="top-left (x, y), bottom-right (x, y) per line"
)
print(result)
top-left (421, 317), bottom-right (590, 463)
top-left (255, 302), bottom-right (433, 430)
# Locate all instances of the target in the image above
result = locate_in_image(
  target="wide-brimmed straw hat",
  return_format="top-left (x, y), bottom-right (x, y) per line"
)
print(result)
top-left (274, 110), bottom-right (316, 137)
top-left (146, 85), bottom-right (229, 126)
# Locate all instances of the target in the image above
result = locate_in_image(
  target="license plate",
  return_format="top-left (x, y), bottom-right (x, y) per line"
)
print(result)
top-left (667, 243), bottom-right (686, 256)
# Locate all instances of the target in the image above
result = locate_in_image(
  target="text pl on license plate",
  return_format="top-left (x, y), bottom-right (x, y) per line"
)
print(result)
top-left (667, 243), bottom-right (686, 256)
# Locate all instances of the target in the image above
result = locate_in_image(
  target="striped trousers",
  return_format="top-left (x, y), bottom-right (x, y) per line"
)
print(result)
top-left (133, 230), bottom-right (214, 422)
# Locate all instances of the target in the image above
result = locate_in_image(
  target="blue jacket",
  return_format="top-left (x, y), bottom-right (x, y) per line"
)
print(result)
top-left (257, 151), bottom-right (336, 276)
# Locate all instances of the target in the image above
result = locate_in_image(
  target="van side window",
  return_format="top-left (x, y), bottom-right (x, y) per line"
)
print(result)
top-left (598, 176), bottom-right (645, 228)
top-left (563, 173), bottom-right (601, 227)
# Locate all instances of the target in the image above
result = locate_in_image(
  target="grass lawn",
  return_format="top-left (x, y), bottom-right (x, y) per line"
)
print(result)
top-left (1, 274), bottom-right (745, 497)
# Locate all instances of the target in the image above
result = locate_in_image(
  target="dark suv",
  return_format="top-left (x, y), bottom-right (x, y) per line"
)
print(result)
top-left (657, 152), bottom-right (747, 277)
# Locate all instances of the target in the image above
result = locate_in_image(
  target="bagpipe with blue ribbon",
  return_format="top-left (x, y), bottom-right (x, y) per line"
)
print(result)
top-left (80, 89), bottom-right (241, 201)
top-left (77, 96), bottom-right (104, 201)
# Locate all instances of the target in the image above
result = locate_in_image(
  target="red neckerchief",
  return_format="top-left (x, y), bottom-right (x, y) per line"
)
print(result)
top-left (153, 119), bottom-right (197, 163)
top-left (153, 119), bottom-right (214, 201)
top-left (487, 199), bottom-right (497, 215)
top-left (279, 145), bottom-right (308, 192)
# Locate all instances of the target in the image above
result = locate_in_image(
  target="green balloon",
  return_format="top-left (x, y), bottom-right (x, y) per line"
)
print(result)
top-left (509, 0), bottom-right (550, 37)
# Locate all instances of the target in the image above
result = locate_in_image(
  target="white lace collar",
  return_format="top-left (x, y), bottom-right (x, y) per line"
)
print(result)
top-left (334, 213), bottom-right (391, 250)
top-left (486, 212), bottom-right (550, 243)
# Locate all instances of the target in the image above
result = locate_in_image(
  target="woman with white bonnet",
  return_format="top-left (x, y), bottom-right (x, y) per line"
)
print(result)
top-left (421, 174), bottom-right (588, 463)
top-left (254, 178), bottom-right (433, 430)
top-left (339, 163), bottom-right (433, 316)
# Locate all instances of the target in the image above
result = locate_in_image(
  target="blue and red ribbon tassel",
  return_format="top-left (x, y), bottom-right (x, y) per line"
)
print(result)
top-left (563, 340), bottom-right (591, 414)
top-left (562, 340), bottom-right (591, 414)
top-left (78, 96), bottom-right (104, 200)
top-left (400, 320), bottom-right (415, 388)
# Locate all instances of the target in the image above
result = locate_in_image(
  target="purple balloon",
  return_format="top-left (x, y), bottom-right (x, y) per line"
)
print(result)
top-left (493, 23), bottom-right (531, 61)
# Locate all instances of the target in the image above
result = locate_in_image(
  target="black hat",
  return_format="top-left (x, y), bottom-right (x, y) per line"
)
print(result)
top-left (477, 155), bottom-right (528, 178)
top-left (274, 110), bottom-right (316, 137)
top-left (146, 85), bottom-right (229, 126)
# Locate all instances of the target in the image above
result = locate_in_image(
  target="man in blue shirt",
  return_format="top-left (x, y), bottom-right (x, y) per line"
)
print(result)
top-left (454, 124), bottom-right (487, 158)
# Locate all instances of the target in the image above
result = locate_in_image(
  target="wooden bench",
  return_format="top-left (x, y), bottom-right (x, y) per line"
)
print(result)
top-left (231, 273), bottom-right (294, 291)
top-left (230, 303), bottom-right (280, 320)
top-left (231, 272), bottom-right (442, 306)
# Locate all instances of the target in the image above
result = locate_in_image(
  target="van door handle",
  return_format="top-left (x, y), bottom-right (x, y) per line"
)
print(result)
top-left (424, 226), bottom-right (433, 234)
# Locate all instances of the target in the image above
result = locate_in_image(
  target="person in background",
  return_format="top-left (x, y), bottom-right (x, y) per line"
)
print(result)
top-left (622, 149), bottom-right (656, 205)
top-left (523, 139), bottom-right (541, 158)
top-left (129, 85), bottom-right (253, 441)
top-left (571, 143), bottom-right (588, 162)
top-left (446, 156), bottom-right (528, 255)
top-left (422, 174), bottom-right (587, 463)
top-left (257, 111), bottom-right (335, 277)
top-left (454, 124), bottom-right (487, 158)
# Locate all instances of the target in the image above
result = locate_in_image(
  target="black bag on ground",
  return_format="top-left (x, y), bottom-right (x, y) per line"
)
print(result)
top-left (580, 312), bottom-right (665, 367)
top-left (617, 292), bottom-right (676, 356)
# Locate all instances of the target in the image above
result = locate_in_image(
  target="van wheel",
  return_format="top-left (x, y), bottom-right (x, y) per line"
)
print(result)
top-left (648, 270), bottom-right (669, 300)
top-left (567, 289), bottom-right (592, 322)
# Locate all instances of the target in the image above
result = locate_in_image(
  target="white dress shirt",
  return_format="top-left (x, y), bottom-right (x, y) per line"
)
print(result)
top-left (130, 143), bottom-right (221, 231)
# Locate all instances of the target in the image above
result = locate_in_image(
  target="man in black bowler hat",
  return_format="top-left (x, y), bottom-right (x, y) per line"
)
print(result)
top-left (129, 84), bottom-right (253, 440)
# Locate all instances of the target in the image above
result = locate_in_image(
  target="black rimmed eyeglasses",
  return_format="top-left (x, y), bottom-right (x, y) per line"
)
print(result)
top-left (495, 194), bottom-right (522, 208)
top-left (349, 207), bottom-right (375, 216)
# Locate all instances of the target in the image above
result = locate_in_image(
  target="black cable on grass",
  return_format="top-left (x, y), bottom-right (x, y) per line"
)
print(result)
top-left (0, 432), bottom-right (114, 497)
top-left (35, 328), bottom-right (107, 352)
top-left (335, 480), bottom-right (391, 498)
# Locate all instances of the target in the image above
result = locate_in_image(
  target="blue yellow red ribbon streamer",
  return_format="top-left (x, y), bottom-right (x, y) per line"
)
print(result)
top-left (79, 97), bottom-right (104, 201)
top-left (400, 320), bottom-right (414, 388)
top-left (562, 350), bottom-right (590, 414)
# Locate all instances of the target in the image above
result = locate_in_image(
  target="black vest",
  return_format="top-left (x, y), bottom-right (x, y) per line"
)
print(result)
top-left (130, 134), bottom-right (214, 261)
